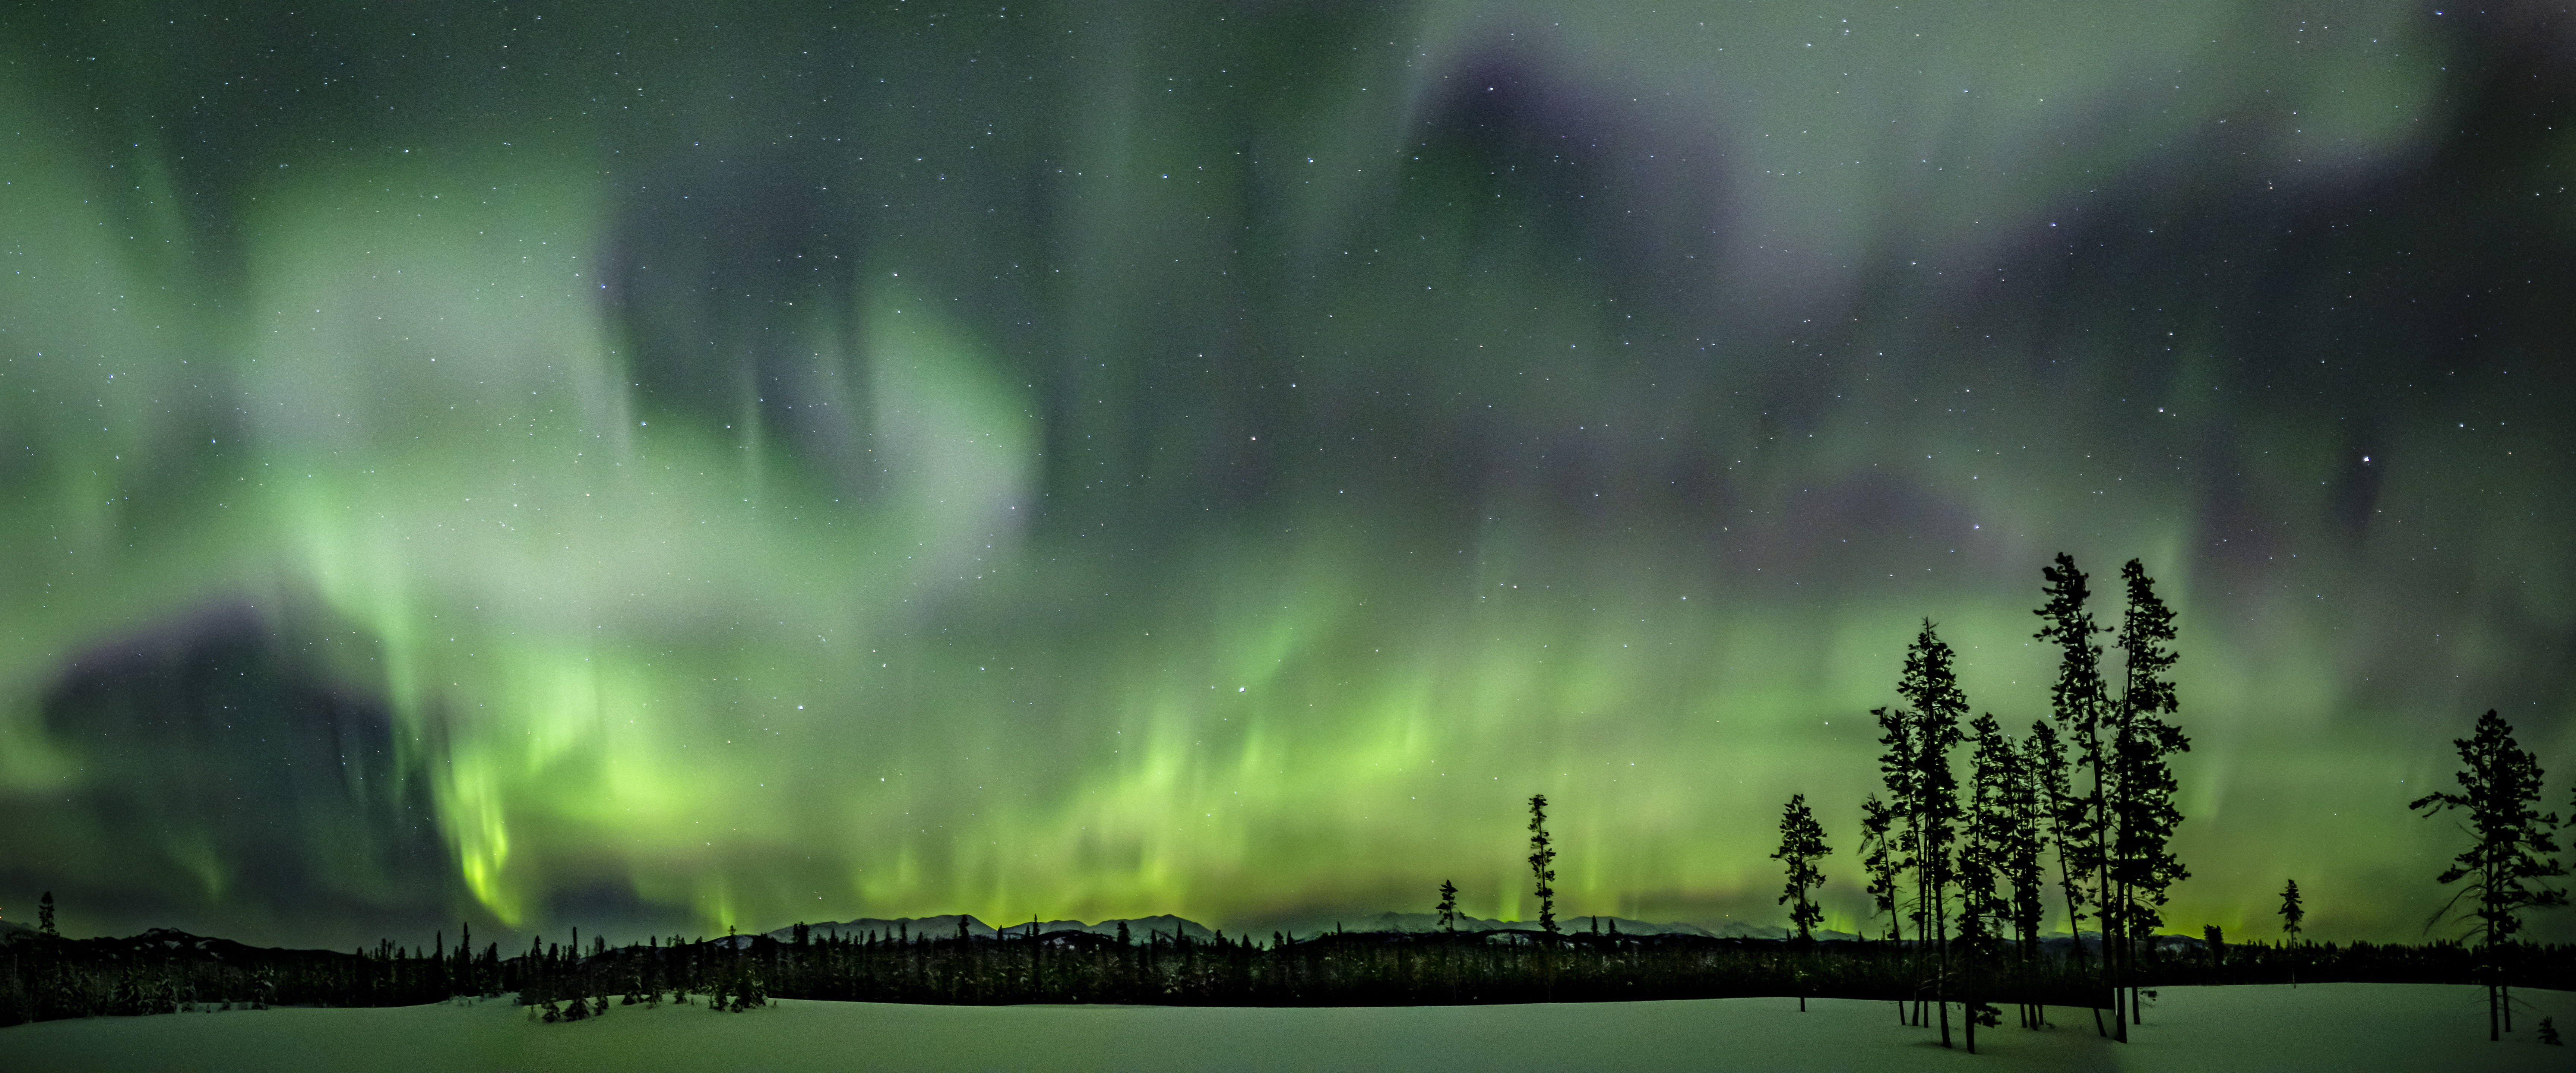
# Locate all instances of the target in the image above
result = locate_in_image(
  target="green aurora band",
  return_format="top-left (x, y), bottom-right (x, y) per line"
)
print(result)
top-left (1, 1), bottom-right (2570, 950)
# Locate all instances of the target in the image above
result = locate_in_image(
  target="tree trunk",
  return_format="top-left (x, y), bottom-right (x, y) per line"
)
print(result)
top-left (1936, 888), bottom-right (1953, 1048)
top-left (1896, 939), bottom-right (1917, 1032)
top-left (2110, 897), bottom-right (2128, 1043)
top-left (1914, 824), bottom-right (1931, 1031)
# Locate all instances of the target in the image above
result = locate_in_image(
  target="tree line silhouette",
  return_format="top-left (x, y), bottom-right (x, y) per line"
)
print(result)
top-left (10, 905), bottom-right (2562, 1031)
top-left (2, 555), bottom-right (2569, 1043)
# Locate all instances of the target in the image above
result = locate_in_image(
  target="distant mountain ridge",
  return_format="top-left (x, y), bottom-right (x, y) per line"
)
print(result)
top-left (0, 925), bottom-right (381, 961)
top-left (1265, 912), bottom-right (1863, 943)
top-left (746, 912), bottom-right (1863, 945)
top-left (743, 913), bottom-right (1220, 948)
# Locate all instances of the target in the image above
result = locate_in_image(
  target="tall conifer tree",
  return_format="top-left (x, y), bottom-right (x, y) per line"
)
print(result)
top-left (2276, 878), bottom-right (2304, 987)
top-left (1770, 792), bottom-right (1833, 1013)
top-left (2109, 559), bottom-right (2190, 1033)
top-left (2410, 709), bottom-right (2566, 1041)
top-left (2032, 552), bottom-right (2109, 1034)
top-left (1956, 712), bottom-right (2019, 1051)
top-left (1894, 619), bottom-right (1967, 1048)
top-left (1772, 794), bottom-right (1832, 944)
top-left (1527, 794), bottom-right (1559, 937)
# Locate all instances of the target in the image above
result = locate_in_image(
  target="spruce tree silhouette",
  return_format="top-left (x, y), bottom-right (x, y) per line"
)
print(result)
top-left (2110, 559), bottom-right (2191, 1032)
top-left (1772, 794), bottom-right (1831, 946)
top-left (36, 891), bottom-right (54, 937)
top-left (1436, 880), bottom-right (1460, 933)
top-left (1527, 794), bottom-right (1559, 938)
top-left (1773, 792), bottom-right (1831, 1013)
top-left (2277, 878), bottom-right (2304, 986)
top-left (2033, 553), bottom-right (2110, 1038)
top-left (1958, 711), bottom-right (2027, 1051)
top-left (2410, 709), bottom-right (2567, 1042)
top-left (1894, 619), bottom-right (1967, 1048)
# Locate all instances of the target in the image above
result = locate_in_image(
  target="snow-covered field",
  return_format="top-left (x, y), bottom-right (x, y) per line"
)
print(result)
top-left (2, 984), bottom-right (2566, 1071)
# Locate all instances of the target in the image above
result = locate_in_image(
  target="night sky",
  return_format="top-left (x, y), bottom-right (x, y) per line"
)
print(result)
top-left (2, 1), bottom-right (2571, 952)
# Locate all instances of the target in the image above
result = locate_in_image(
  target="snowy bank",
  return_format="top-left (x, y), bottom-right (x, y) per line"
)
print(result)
top-left (1, 984), bottom-right (2567, 1071)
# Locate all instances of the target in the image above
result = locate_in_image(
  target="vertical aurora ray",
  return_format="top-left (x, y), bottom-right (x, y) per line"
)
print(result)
top-left (0, 1), bottom-right (2569, 950)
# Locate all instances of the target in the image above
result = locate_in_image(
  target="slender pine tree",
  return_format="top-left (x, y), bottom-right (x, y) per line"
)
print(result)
top-left (1956, 712), bottom-right (2018, 1052)
top-left (1772, 793), bottom-right (1832, 944)
top-left (1895, 619), bottom-right (1967, 1048)
top-left (2033, 553), bottom-right (2111, 1036)
top-left (1527, 793), bottom-right (1559, 937)
top-left (2278, 877), bottom-right (2306, 987)
top-left (2109, 559), bottom-right (2190, 1031)
top-left (2410, 709), bottom-right (2566, 1041)
top-left (1436, 880), bottom-right (1460, 933)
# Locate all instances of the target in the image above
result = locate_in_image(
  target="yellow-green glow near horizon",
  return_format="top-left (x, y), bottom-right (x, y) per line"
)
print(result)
top-left (0, 1), bottom-right (2570, 951)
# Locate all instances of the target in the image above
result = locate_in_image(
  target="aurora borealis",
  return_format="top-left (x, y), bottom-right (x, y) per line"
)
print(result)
top-left (2, 1), bottom-right (2570, 953)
